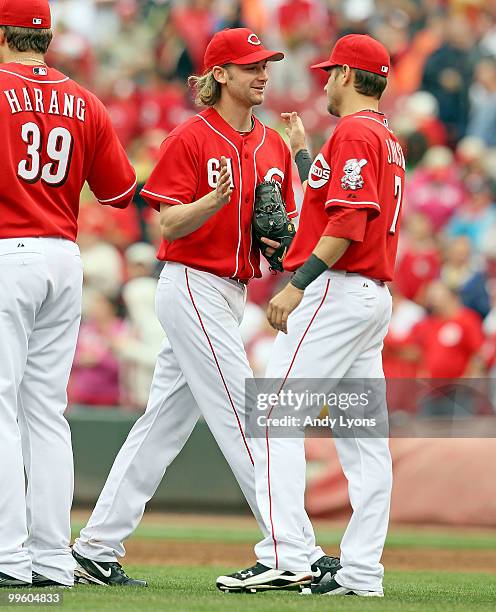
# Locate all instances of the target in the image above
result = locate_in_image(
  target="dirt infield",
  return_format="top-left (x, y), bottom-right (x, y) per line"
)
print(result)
top-left (122, 539), bottom-right (496, 573)
top-left (72, 511), bottom-right (496, 572)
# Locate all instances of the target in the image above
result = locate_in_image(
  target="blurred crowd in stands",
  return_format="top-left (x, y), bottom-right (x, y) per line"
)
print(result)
top-left (48, 0), bottom-right (496, 411)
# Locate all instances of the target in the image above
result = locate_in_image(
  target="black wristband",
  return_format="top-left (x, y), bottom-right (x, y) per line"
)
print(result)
top-left (295, 149), bottom-right (312, 183)
top-left (290, 254), bottom-right (328, 290)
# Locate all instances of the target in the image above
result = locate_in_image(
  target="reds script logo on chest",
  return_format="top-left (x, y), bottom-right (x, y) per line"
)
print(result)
top-left (308, 153), bottom-right (331, 189)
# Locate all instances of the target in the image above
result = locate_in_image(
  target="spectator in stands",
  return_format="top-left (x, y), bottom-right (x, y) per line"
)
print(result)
top-left (411, 281), bottom-right (484, 379)
top-left (78, 206), bottom-right (124, 300)
top-left (459, 227), bottom-right (496, 319)
top-left (98, 0), bottom-right (155, 80)
top-left (114, 277), bottom-right (164, 409)
top-left (411, 281), bottom-right (485, 415)
top-left (440, 236), bottom-right (478, 293)
top-left (395, 213), bottom-right (441, 302)
top-left (382, 285), bottom-right (426, 415)
top-left (445, 176), bottom-right (496, 252)
top-left (124, 242), bottom-right (157, 280)
top-left (406, 146), bottom-right (465, 231)
top-left (69, 291), bottom-right (127, 407)
top-left (421, 16), bottom-right (475, 144)
top-left (170, 0), bottom-right (215, 72)
top-left (383, 284), bottom-right (425, 380)
top-left (467, 57), bottom-right (496, 147)
top-left (154, 17), bottom-right (195, 83)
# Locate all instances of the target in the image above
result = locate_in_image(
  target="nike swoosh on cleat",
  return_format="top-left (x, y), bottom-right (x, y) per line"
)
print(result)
top-left (92, 562), bottom-right (112, 578)
top-left (312, 568), bottom-right (322, 578)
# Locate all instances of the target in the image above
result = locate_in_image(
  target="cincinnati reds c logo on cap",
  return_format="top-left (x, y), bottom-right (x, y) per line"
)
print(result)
top-left (248, 34), bottom-right (261, 46)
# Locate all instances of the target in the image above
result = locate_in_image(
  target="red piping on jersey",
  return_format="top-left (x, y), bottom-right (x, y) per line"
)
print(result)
top-left (265, 278), bottom-right (331, 568)
top-left (196, 114), bottom-right (243, 279)
top-left (248, 123), bottom-right (266, 279)
top-left (185, 268), bottom-right (254, 466)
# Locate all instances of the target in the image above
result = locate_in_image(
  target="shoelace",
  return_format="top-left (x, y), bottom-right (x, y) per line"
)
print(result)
top-left (108, 563), bottom-right (127, 577)
top-left (314, 556), bottom-right (340, 569)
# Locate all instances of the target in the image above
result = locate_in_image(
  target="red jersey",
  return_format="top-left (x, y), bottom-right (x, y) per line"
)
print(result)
top-left (284, 110), bottom-right (405, 281)
top-left (412, 308), bottom-right (484, 378)
top-left (141, 107), bottom-right (297, 281)
top-left (0, 63), bottom-right (136, 241)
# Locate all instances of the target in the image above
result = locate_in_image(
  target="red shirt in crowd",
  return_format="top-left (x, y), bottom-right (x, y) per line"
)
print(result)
top-left (412, 307), bottom-right (484, 378)
top-left (395, 248), bottom-right (441, 300)
top-left (285, 110), bottom-right (406, 281)
top-left (141, 107), bottom-right (297, 282)
top-left (0, 63), bottom-right (136, 240)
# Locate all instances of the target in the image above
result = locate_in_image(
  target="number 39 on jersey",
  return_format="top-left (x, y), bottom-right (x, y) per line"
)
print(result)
top-left (18, 122), bottom-right (73, 186)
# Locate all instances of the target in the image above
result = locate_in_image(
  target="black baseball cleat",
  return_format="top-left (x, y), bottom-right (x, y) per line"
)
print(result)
top-left (310, 554), bottom-right (341, 585)
top-left (0, 572), bottom-right (30, 588)
top-left (301, 576), bottom-right (383, 597)
top-left (216, 562), bottom-right (312, 593)
top-left (72, 550), bottom-right (147, 587)
top-left (31, 572), bottom-right (72, 588)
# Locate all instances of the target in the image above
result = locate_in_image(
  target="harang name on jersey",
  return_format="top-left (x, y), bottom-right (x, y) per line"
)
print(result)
top-left (3, 87), bottom-right (87, 122)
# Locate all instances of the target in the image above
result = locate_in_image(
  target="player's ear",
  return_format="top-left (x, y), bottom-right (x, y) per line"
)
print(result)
top-left (341, 65), bottom-right (353, 85)
top-left (212, 65), bottom-right (228, 85)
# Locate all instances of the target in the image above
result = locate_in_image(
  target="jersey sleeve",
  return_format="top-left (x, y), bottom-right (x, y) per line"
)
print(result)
top-left (87, 101), bottom-right (136, 208)
top-left (282, 144), bottom-right (298, 218)
top-left (325, 139), bottom-right (381, 219)
top-left (324, 206), bottom-right (367, 242)
top-left (140, 134), bottom-right (199, 211)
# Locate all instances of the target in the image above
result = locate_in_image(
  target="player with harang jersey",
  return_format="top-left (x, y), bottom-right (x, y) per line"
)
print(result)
top-left (0, 0), bottom-right (135, 589)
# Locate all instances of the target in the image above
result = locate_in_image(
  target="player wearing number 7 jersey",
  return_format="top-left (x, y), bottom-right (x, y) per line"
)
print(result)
top-left (218, 35), bottom-right (405, 596)
top-left (0, 0), bottom-right (136, 589)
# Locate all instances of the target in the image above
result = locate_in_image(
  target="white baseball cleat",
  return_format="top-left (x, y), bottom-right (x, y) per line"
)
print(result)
top-left (216, 562), bottom-right (312, 593)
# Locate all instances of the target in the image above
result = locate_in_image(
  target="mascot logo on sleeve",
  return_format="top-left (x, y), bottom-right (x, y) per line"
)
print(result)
top-left (308, 153), bottom-right (331, 189)
top-left (341, 158), bottom-right (367, 190)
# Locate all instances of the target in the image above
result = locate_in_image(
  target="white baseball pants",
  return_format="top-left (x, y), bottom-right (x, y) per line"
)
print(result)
top-left (0, 238), bottom-right (82, 586)
top-left (74, 263), bottom-right (323, 563)
top-left (254, 270), bottom-right (393, 591)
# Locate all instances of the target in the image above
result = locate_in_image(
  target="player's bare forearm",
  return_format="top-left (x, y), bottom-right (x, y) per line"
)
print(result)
top-left (312, 235), bottom-right (351, 267)
top-left (160, 192), bottom-right (221, 241)
top-left (160, 156), bottom-right (233, 241)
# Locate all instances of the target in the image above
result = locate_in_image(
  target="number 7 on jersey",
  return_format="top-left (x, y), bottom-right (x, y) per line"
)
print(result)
top-left (389, 174), bottom-right (402, 234)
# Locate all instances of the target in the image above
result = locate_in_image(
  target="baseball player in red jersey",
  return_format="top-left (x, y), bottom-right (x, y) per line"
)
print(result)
top-left (73, 28), bottom-right (330, 589)
top-left (0, 0), bottom-right (136, 589)
top-left (218, 35), bottom-right (405, 595)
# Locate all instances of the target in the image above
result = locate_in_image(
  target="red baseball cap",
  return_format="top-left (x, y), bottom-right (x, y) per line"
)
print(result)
top-left (0, 0), bottom-right (51, 29)
top-left (204, 28), bottom-right (284, 72)
top-left (311, 34), bottom-right (390, 77)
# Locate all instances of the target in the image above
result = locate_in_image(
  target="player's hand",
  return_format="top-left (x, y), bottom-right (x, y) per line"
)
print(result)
top-left (260, 237), bottom-right (280, 257)
top-left (281, 112), bottom-right (307, 158)
top-left (213, 156), bottom-right (233, 209)
top-left (267, 282), bottom-right (304, 334)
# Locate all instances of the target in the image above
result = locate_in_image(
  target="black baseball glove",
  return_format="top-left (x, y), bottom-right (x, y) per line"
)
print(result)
top-left (252, 180), bottom-right (296, 272)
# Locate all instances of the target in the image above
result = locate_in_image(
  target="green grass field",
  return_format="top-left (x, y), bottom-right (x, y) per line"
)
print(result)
top-left (18, 517), bottom-right (496, 611)
top-left (26, 567), bottom-right (495, 612)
